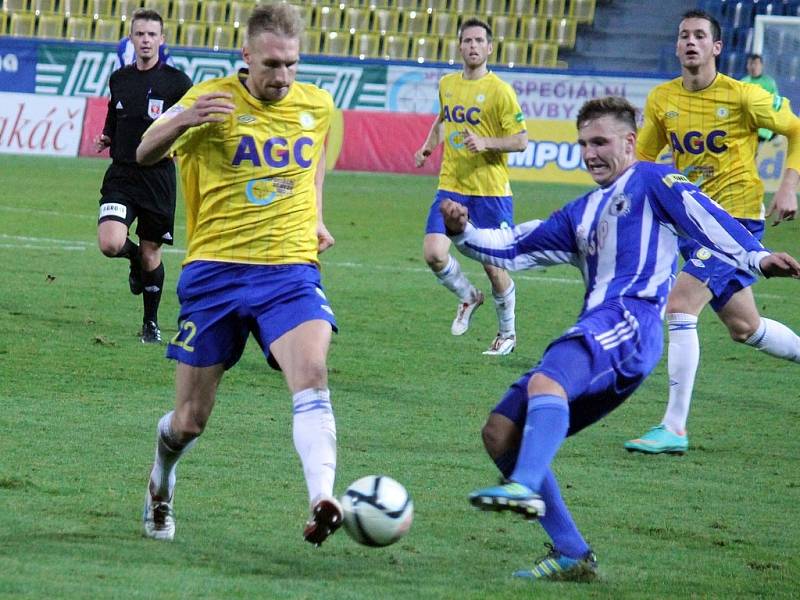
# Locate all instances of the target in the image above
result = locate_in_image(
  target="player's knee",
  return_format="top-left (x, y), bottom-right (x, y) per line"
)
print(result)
top-left (728, 318), bottom-right (759, 343)
top-left (481, 417), bottom-right (516, 458)
top-left (97, 238), bottom-right (123, 258)
top-left (423, 249), bottom-right (447, 271)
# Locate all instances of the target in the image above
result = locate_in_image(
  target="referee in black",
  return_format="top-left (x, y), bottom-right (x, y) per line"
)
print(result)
top-left (95, 8), bottom-right (192, 343)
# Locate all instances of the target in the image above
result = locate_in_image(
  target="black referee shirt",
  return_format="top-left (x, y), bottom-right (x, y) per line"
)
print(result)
top-left (103, 62), bottom-right (192, 167)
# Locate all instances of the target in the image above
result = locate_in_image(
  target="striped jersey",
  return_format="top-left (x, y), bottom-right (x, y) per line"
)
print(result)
top-left (452, 162), bottom-right (769, 317)
top-left (437, 71), bottom-right (526, 196)
top-left (146, 70), bottom-right (333, 266)
top-left (637, 73), bottom-right (800, 220)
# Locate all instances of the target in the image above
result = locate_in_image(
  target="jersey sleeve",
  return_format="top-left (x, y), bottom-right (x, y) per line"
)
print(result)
top-left (744, 86), bottom-right (800, 172)
top-left (496, 82), bottom-right (526, 135)
top-left (144, 83), bottom-right (212, 155)
top-left (451, 208), bottom-right (579, 271)
top-left (102, 71), bottom-right (118, 138)
top-left (636, 89), bottom-right (667, 161)
top-left (646, 169), bottom-right (770, 276)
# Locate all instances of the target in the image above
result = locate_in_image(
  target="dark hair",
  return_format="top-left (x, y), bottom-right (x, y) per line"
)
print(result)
top-left (458, 17), bottom-right (492, 43)
top-left (747, 53), bottom-right (762, 61)
top-left (247, 3), bottom-right (304, 42)
top-left (130, 8), bottom-right (164, 32)
top-left (681, 9), bottom-right (721, 42)
top-left (576, 96), bottom-right (637, 132)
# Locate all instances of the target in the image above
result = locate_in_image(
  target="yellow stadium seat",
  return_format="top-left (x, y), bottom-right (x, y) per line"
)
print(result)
top-left (116, 0), bottom-right (142, 21)
top-left (440, 35), bottom-right (459, 64)
top-left (60, 0), bottom-right (84, 18)
top-left (142, 0), bottom-right (169, 18)
top-left (88, 0), bottom-right (114, 19)
top-left (66, 15), bottom-right (92, 40)
top-left (482, 0), bottom-right (505, 16)
top-left (430, 11), bottom-right (457, 37)
top-left (300, 28), bottom-right (321, 54)
top-left (228, 1), bottom-right (253, 28)
top-left (402, 10), bottom-right (428, 35)
top-left (315, 5), bottom-right (342, 31)
top-left (490, 15), bottom-right (518, 41)
top-left (411, 35), bottom-right (437, 63)
top-left (179, 21), bottom-right (206, 46)
top-left (371, 8), bottom-right (399, 34)
top-left (420, 0), bottom-right (447, 12)
top-left (162, 18), bottom-right (178, 44)
top-left (550, 17), bottom-right (576, 47)
top-left (509, 0), bottom-right (536, 17)
top-left (208, 24), bottom-right (236, 49)
top-left (8, 12), bottom-right (35, 35)
top-left (31, 0), bottom-right (55, 16)
top-left (37, 14), bottom-right (64, 37)
top-left (202, 0), bottom-right (227, 24)
top-left (498, 39), bottom-right (529, 67)
top-left (382, 33), bottom-right (409, 60)
top-left (93, 17), bottom-right (121, 41)
top-left (570, 0), bottom-right (595, 24)
top-left (393, 0), bottom-right (418, 11)
top-left (171, 0), bottom-right (198, 24)
top-left (450, 0), bottom-right (477, 14)
top-left (353, 31), bottom-right (380, 59)
top-left (531, 41), bottom-right (557, 67)
top-left (520, 15), bottom-right (547, 43)
top-left (3, 0), bottom-right (29, 14)
top-left (343, 6), bottom-right (369, 34)
top-left (322, 30), bottom-right (351, 56)
top-left (539, 0), bottom-right (566, 19)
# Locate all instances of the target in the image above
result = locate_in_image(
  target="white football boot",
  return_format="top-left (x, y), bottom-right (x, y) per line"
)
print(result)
top-left (143, 484), bottom-right (175, 541)
top-left (483, 333), bottom-right (516, 356)
top-left (451, 289), bottom-right (485, 336)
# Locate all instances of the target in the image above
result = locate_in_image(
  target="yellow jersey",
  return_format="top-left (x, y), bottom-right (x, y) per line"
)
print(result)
top-left (437, 71), bottom-right (526, 196)
top-left (637, 73), bottom-right (800, 220)
top-left (148, 71), bottom-right (333, 266)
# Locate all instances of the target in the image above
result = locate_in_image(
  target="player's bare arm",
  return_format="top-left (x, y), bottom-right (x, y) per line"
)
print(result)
top-left (315, 146), bottom-right (335, 253)
top-left (462, 130), bottom-right (528, 154)
top-left (136, 92), bottom-right (235, 165)
top-left (766, 167), bottom-right (799, 226)
top-left (760, 251), bottom-right (800, 278)
top-left (414, 119), bottom-right (443, 167)
top-left (440, 199), bottom-right (469, 234)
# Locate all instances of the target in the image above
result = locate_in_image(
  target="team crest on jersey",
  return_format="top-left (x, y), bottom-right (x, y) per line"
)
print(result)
top-left (716, 107), bottom-right (729, 118)
top-left (148, 99), bottom-right (164, 120)
top-left (476, 94), bottom-right (486, 103)
top-left (608, 193), bottom-right (631, 217)
top-left (299, 111), bottom-right (315, 130)
top-left (695, 248), bottom-right (712, 260)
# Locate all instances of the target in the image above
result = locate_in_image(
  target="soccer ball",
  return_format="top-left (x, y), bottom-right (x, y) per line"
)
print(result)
top-left (340, 475), bottom-right (414, 547)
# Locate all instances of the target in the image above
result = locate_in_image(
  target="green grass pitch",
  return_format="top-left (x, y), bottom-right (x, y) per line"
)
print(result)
top-left (1, 155), bottom-right (799, 598)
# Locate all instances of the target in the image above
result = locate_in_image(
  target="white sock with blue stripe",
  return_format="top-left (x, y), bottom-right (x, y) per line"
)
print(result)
top-left (293, 388), bottom-right (337, 503)
top-left (663, 313), bottom-right (699, 435)
top-left (434, 255), bottom-right (475, 302)
top-left (744, 318), bottom-right (800, 362)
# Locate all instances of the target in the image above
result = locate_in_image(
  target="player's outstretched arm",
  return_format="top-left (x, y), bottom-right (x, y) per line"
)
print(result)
top-left (760, 252), bottom-right (800, 278)
top-left (136, 92), bottom-right (235, 165)
top-left (414, 118), bottom-right (443, 168)
top-left (766, 167), bottom-right (799, 226)
top-left (315, 147), bottom-right (335, 253)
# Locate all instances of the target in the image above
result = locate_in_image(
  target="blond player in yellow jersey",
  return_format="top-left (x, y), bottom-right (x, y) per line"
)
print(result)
top-left (626, 9), bottom-right (800, 454)
top-left (415, 17), bottom-right (528, 356)
top-left (135, 4), bottom-right (343, 546)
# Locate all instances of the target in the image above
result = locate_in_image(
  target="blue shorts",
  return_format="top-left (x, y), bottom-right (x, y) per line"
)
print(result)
top-left (679, 218), bottom-right (764, 312)
top-left (166, 261), bottom-right (337, 370)
top-left (492, 299), bottom-right (663, 436)
top-left (425, 190), bottom-right (514, 235)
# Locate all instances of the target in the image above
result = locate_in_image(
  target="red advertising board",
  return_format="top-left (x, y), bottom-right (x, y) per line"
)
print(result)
top-left (79, 96), bottom-right (110, 159)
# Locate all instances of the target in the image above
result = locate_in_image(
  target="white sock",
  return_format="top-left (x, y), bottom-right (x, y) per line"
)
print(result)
top-left (293, 388), bottom-right (337, 503)
top-left (662, 313), bottom-right (699, 435)
top-left (434, 255), bottom-right (475, 302)
top-left (744, 318), bottom-right (800, 362)
top-left (493, 280), bottom-right (516, 337)
top-left (150, 411), bottom-right (197, 500)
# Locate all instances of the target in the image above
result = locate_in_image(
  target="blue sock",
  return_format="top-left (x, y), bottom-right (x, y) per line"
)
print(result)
top-left (509, 394), bottom-right (569, 492)
top-left (539, 468), bottom-right (590, 559)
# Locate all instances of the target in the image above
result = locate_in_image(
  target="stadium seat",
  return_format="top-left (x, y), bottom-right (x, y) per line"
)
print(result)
top-left (490, 15), bottom-right (519, 41)
top-left (171, 0), bottom-right (198, 24)
top-left (509, 0), bottom-right (536, 17)
top-left (37, 13), bottom-right (65, 38)
top-left (343, 6), bottom-right (370, 34)
top-left (520, 15), bottom-right (548, 43)
top-left (353, 31), bottom-right (380, 59)
top-left (498, 39), bottom-right (530, 67)
top-left (730, 1), bottom-right (755, 30)
top-left (208, 24), bottom-right (236, 49)
top-left (322, 30), bottom-right (351, 56)
top-left (2, 0), bottom-right (28, 15)
top-left (372, 8), bottom-right (400, 34)
top-left (300, 28), bottom-right (321, 54)
top-left (202, 0), bottom-right (227, 24)
top-left (142, 0), bottom-right (168, 18)
top-left (531, 41), bottom-right (558, 67)
top-left (60, 0), bottom-right (84, 18)
top-left (402, 10), bottom-right (429, 35)
top-left (66, 15), bottom-right (92, 39)
top-left (440, 35), bottom-right (459, 64)
top-left (482, 0), bottom-right (505, 16)
top-left (411, 35), bottom-right (437, 62)
top-left (450, 0), bottom-right (478, 14)
top-left (31, 0), bottom-right (55, 16)
top-left (116, 0), bottom-right (143, 21)
top-left (551, 17), bottom-right (576, 48)
top-left (162, 18), bottom-right (178, 43)
top-left (393, 0), bottom-right (418, 11)
top-left (93, 17), bottom-right (121, 41)
top-left (382, 33), bottom-right (410, 59)
top-left (569, 0), bottom-right (596, 24)
top-left (88, 0), bottom-right (114, 19)
top-left (430, 11), bottom-right (458, 37)
top-left (315, 5), bottom-right (342, 31)
top-left (8, 12), bottom-right (35, 35)
top-left (539, 0), bottom-right (566, 19)
top-left (228, 0), bottom-right (253, 28)
top-left (179, 21), bottom-right (206, 46)
top-left (420, 0), bottom-right (448, 12)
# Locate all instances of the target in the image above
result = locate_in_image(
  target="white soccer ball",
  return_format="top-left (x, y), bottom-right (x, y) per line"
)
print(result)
top-left (340, 475), bottom-right (414, 547)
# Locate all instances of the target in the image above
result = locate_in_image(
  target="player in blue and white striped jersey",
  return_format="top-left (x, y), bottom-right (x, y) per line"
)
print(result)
top-left (447, 96), bottom-right (800, 582)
